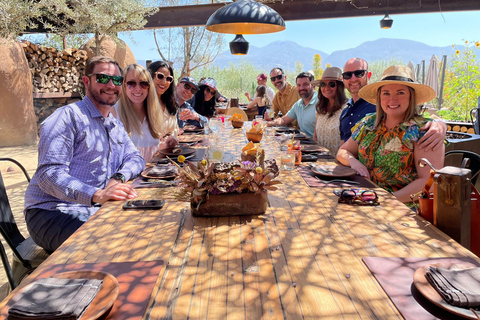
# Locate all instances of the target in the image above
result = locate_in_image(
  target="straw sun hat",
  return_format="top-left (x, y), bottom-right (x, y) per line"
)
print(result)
top-left (311, 67), bottom-right (343, 87)
top-left (358, 65), bottom-right (435, 105)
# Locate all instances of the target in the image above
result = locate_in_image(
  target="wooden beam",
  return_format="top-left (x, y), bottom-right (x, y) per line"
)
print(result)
top-left (144, 0), bottom-right (480, 30)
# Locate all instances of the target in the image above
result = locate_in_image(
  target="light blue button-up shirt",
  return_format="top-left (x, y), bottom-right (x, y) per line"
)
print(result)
top-left (286, 91), bottom-right (318, 138)
top-left (24, 96), bottom-right (145, 217)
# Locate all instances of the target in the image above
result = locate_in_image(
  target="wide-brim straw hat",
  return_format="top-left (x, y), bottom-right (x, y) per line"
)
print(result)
top-left (359, 65), bottom-right (436, 105)
top-left (311, 67), bottom-right (343, 87)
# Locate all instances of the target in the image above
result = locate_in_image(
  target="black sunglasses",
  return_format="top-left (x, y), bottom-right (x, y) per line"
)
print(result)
top-left (270, 74), bottom-right (284, 82)
top-left (126, 81), bottom-right (149, 90)
top-left (183, 83), bottom-right (198, 94)
top-left (90, 73), bottom-right (123, 86)
top-left (154, 72), bottom-right (174, 83)
top-left (204, 87), bottom-right (215, 95)
top-left (320, 81), bottom-right (337, 88)
top-left (342, 69), bottom-right (367, 80)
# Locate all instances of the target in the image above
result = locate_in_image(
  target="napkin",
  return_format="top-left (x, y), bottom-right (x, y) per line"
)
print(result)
top-left (147, 165), bottom-right (177, 177)
top-left (8, 277), bottom-right (103, 320)
top-left (425, 266), bottom-right (480, 308)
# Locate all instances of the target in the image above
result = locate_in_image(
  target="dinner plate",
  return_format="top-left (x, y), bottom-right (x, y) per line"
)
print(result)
top-left (2, 270), bottom-right (119, 320)
top-left (158, 147), bottom-right (196, 157)
top-left (293, 133), bottom-right (309, 140)
top-left (274, 126), bottom-right (298, 133)
top-left (311, 165), bottom-right (357, 178)
top-left (183, 125), bottom-right (204, 132)
top-left (141, 164), bottom-right (178, 179)
top-left (178, 135), bottom-right (204, 143)
top-left (301, 145), bottom-right (329, 153)
top-left (413, 263), bottom-right (479, 319)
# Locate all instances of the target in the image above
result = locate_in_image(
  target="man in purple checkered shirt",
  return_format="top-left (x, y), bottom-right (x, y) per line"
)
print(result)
top-left (24, 56), bottom-right (145, 252)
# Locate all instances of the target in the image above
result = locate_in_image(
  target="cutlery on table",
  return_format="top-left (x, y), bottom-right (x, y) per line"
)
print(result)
top-left (314, 176), bottom-right (360, 185)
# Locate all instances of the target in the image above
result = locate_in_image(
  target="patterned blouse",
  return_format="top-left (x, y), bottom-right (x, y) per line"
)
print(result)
top-left (351, 114), bottom-right (429, 193)
top-left (314, 105), bottom-right (345, 156)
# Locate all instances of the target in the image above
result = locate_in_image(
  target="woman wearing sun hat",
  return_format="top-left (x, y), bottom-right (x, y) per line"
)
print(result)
top-left (190, 78), bottom-right (219, 118)
top-left (337, 65), bottom-right (444, 203)
top-left (312, 67), bottom-right (348, 156)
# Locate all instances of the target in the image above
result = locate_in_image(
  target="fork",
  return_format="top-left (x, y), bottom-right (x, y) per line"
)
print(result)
top-left (314, 176), bottom-right (360, 185)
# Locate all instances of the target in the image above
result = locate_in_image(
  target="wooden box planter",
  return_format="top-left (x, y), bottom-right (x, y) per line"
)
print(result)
top-left (191, 191), bottom-right (268, 217)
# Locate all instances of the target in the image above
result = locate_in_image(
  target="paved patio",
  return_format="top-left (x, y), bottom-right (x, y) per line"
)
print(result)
top-left (0, 144), bottom-right (39, 300)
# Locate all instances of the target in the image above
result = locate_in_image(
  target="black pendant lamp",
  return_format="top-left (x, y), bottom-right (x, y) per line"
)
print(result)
top-left (206, 0), bottom-right (285, 35)
top-left (229, 34), bottom-right (249, 55)
top-left (380, 13), bottom-right (394, 29)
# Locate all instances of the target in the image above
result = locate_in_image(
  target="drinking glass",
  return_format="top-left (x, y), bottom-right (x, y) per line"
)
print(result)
top-left (280, 154), bottom-right (295, 171)
top-left (287, 149), bottom-right (301, 166)
top-left (209, 118), bottom-right (222, 134)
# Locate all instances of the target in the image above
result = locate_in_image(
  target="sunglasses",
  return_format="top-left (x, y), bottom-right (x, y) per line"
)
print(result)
top-left (320, 81), bottom-right (337, 88)
top-left (183, 83), bottom-right (198, 94)
top-left (154, 72), bottom-right (174, 83)
top-left (204, 87), bottom-right (216, 95)
top-left (342, 69), bottom-right (367, 80)
top-left (334, 188), bottom-right (379, 205)
top-left (270, 74), bottom-right (284, 82)
top-left (90, 73), bottom-right (123, 86)
top-left (126, 81), bottom-right (149, 90)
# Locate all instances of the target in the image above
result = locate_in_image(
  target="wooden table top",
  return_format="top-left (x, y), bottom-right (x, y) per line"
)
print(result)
top-left (1, 125), bottom-right (478, 319)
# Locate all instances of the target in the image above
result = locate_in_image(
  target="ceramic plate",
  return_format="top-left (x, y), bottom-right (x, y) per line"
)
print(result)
top-left (413, 263), bottom-right (479, 319)
top-left (2, 270), bottom-right (119, 320)
top-left (293, 133), bottom-right (309, 140)
top-left (301, 145), bottom-right (329, 153)
top-left (178, 135), bottom-right (204, 143)
top-left (311, 165), bottom-right (357, 178)
top-left (274, 126), bottom-right (298, 133)
top-left (183, 125), bottom-right (204, 132)
top-left (141, 164), bottom-right (178, 179)
top-left (158, 147), bottom-right (196, 157)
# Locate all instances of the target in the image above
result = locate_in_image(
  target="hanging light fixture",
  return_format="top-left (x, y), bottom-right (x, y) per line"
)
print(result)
top-left (229, 34), bottom-right (249, 55)
top-left (206, 0), bottom-right (286, 35)
top-left (380, 13), bottom-right (393, 29)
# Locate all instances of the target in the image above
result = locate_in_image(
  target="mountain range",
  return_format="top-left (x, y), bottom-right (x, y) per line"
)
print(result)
top-left (211, 38), bottom-right (462, 71)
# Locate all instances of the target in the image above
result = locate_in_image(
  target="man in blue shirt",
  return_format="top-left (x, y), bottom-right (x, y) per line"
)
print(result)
top-left (340, 57), bottom-right (446, 151)
top-left (266, 72), bottom-right (317, 138)
top-left (176, 76), bottom-right (208, 128)
top-left (24, 56), bottom-right (145, 252)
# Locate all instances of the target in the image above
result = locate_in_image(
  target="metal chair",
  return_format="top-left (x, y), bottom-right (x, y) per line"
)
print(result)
top-left (444, 150), bottom-right (480, 190)
top-left (0, 158), bottom-right (49, 290)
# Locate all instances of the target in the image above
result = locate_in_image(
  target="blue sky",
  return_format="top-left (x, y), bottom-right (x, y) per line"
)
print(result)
top-left (119, 10), bottom-right (480, 60)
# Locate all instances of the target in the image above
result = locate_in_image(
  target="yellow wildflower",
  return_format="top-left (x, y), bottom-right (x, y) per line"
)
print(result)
top-left (255, 167), bottom-right (263, 174)
top-left (178, 155), bottom-right (186, 163)
top-left (456, 50), bottom-right (460, 55)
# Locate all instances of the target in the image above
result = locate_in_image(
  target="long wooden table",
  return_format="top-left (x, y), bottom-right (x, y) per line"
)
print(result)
top-left (1, 126), bottom-right (478, 319)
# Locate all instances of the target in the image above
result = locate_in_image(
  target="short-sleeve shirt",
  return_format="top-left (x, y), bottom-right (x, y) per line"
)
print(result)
top-left (339, 98), bottom-right (376, 141)
top-left (286, 92), bottom-right (318, 138)
top-left (351, 113), bottom-right (429, 193)
top-left (272, 82), bottom-right (300, 117)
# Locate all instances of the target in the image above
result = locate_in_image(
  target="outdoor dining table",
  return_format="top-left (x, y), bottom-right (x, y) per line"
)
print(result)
top-left (0, 124), bottom-right (478, 319)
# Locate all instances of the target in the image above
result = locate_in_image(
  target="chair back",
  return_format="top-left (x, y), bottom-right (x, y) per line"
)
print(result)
top-left (226, 107), bottom-right (248, 121)
top-left (0, 238), bottom-right (17, 290)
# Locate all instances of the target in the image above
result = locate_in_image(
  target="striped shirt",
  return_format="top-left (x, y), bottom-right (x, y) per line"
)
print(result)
top-left (24, 96), bottom-right (145, 217)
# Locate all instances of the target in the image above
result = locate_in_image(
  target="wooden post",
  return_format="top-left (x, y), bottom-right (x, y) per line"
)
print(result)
top-left (434, 166), bottom-right (472, 248)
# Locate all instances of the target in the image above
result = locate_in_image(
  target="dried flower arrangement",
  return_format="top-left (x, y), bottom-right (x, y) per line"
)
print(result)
top-left (174, 158), bottom-right (282, 210)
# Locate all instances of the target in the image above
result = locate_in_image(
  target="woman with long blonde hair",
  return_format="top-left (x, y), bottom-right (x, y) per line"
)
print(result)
top-left (114, 64), bottom-right (163, 162)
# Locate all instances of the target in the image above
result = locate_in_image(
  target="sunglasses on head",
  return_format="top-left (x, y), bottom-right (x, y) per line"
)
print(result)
top-left (126, 81), bottom-right (149, 90)
top-left (342, 69), bottom-right (367, 80)
top-left (270, 74), bottom-right (284, 82)
top-left (183, 83), bottom-right (198, 94)
top-left (154, 72), bottom-right (174, 83)
top-left (204, 87), bottom-right (215, 95)
top-left (320, 81), bottom-right (337, 88)
top-left (335, 188), bottom-right (379, 205)
top-left (90, 73), bottom-right (123, 86)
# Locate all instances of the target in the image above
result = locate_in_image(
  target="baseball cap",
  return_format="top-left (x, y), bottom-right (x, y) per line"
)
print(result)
top-left (179, 76), bottom-right (199, 90)
top-left (257, 73), bottom-right (267, 81)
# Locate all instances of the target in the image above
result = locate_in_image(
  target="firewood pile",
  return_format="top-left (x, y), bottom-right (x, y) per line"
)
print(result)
top-left (21, 41), bottom-right (88, 94)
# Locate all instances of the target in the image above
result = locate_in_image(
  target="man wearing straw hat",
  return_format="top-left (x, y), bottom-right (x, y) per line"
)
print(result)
top-left (339, 58), bottom-right (446, 151)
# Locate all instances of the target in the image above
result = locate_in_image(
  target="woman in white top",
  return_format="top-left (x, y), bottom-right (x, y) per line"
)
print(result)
top-left (312, 67), bottom-right (348, 156)
top-left (114, 64), bottom-right (164, 163)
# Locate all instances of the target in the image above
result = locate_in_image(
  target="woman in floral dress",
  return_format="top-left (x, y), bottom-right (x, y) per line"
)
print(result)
top-left (337, 65), bottom-right (444, 203)
top-left (312, 67), bottom-right (347, 155)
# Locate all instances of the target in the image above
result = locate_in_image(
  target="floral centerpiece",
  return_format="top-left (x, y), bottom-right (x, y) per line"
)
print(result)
top-left (175, 158), bottom-right (281, 216)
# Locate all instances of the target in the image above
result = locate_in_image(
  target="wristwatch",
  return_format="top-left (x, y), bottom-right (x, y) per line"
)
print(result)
top-left (112, 172), bottom-right (126, 183)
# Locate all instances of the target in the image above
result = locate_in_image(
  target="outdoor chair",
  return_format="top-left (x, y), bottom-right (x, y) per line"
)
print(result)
top-left (444, 150), bottom-right (480, 190)
top-left (0, 158), bottom-right (49, 291)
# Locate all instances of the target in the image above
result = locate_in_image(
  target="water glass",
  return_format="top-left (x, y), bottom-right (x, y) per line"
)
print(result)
top-left (280, 154), bottom-right (295, 171)
top-left (209, 118), bottom-right (222, 134)
top-left (266, 127), bottom-right (275, 137)
top-left (287, 149), bottom-right (301, 166)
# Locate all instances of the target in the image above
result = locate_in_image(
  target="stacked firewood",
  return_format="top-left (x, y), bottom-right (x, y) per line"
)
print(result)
top-left (21, 41), bottom-right (88, 94)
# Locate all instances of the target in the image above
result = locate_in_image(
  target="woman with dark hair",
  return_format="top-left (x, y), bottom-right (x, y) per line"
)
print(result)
top-left (190, 78), bottom-right (218, 118)
top-left (312, 67), bottom-right (348, 155)
top-left (147, 61), bottom-right (179, 144)
top-left (246, 85), bottom-right (271, 117)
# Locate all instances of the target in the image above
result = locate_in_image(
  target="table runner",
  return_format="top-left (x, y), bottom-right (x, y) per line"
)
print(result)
top-left (363, 257), bottom-right (480, 320)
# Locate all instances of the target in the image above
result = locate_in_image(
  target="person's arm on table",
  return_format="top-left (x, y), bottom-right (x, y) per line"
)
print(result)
top-left (337, 138), bottom-right (370, 178)
top-left (179, 106), bottom-right (207, 128)
top-left (417, 120), bottom-right (447, 151)
top-left (266, 115), bottom-right (294, 127)
top-left (392, 141), bottom-right (445, 203)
